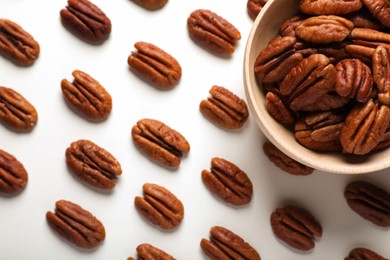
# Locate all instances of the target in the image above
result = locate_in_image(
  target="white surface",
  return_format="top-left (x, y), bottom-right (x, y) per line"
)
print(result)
top-left (1, 1), bottom-right (389, 259)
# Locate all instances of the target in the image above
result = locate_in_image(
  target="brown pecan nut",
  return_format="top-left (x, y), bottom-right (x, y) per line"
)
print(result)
top-left (247, 0), bottom-right (268, 20)
top-left (294, 111), bottom-right (345, 152)
top-left (295, 15), bottom-right (354, 44)
top-left (65, 139), bottom-right (122, 190)
top-left (345, 44), bottom-right (375, 66)
top-left (345, 247), bottom-right (387, 260)
top-left (344, 180), bottom-right (390, 227)
top-left (349, 28), bottom-right (390, 53)
top-left (373, 45), bottom-right (390, 106)
top-left (280, 16), bottom-right (304, 37)
top-left (61, 70), bottom-right (112, 121)
top-left (200, 226), bottom-right (261, 260)
top-left (298, 0), bottom-right (362, 15)
top-left (0, 149), bottom-right (28, 195)
top-left (265, 90), bottom-right (296, 127)
top-left (46, 200), bottom-right (106, 249)
top-left (60, 0), bottom-right (111, 44)
top-left (134, 183), bottom-right (184, 230)
top-left (335, 58), bottom-right (373, 103)
top-left (0, 19), bottom-right (40, 66)
top-left (127, 41), bottom-right (182, 90)
top-left (0, 86), bottom-right (38, 132)
top-left (345, 11), bottom-right (386, 31)
top-left (362, 0), bottom-right (390, 29)
top-left (270, 204), bottom-right (322, 251)
top-left (135, 243), bottom-right (175, 260)
top-left (130, 0), bottom-right (167, 10)
top-left (199, 85), bottom-right (249, 129)
top-left (340, 99), bottom-right (390, 155)
top-left (131, 118), bottom-right (190, 168)
top-left (263, 142), bottom-right (314, 175)
top-left (201, 157), bottom-right (253, 206)
top-left (187, 9), bottom-right (241, 56)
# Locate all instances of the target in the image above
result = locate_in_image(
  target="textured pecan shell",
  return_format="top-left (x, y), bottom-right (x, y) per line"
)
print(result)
top-left (187, 9), bottom-right (241, 56)
top-left (345, 180), bottom-right (390, 227)
top-left (46, 200), bottom-right (106, 249)
top-left (202, 157), bottom-right (253, 206)
top-left (373, 45), bottom-right (390, 106)
top-left (65, 139), bottom-right (122, 190)
top-left (128, 41), bottom-right (182, 89)
top-left (131, 118), bottom-right (190, 168)
top-left (0, 149), bottom-right (28, 195)
top-left (199, 85), bottom-right (249, 129)
top-left (60, 0), bottom-right (111, 44)
top-left (345, 247), bottom-right (387, 260)
top-left (0, 86), bottom-right (38, 132)
top-left (0, 19), bottom-right (40, 66)
top-left (61, 70), bottom-right (112, 121)
top-left (131, 0), bottom-right (167, 10)
top-left (270, 205), bottom-right (322, 251)
top-left (299, 0), bottom-right (362, 15)
top-left (136, 243), bottom-right (175, 260)
top-left (134, 183), bottom-right (184, 230)
top-left (200, 226), bottom-right (261, 260)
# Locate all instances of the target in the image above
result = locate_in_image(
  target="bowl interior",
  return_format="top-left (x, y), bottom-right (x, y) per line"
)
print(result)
top-left (243, 0), bottom-right (390, 174)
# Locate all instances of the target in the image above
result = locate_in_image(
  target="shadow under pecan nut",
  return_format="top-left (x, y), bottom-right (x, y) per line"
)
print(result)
top-left (187, 9), bottom-right (241, 56)
top-left (127, 42), bottom-right (182, 89)
top-left (362, 0), bottom-right (390, 29)
top-left (299, 0), bottom-right (362, 15)
top-left (0, 19), bottom-right (40, 66)
top-left (134, 183), bottom-right (184, 230)
top-left (373, 45), bottom-right (390, 106)
top-left (60, 0), bottom-right (111, 44)
top-left (136, 243), bottom-right (175, 260)
top-left (270, 205), bottom-right (322, 251)
top-left (345, 247), bottom-right (387, 260)
top-left (61, 70), bottom-right (112, 121)
top-left (344, 180), bottom-right (390, 227)
top-left (199, 85), bottom-right (249, 129)
top-left (131, 118), bottom-right (190, 168)
top-left (0, 86), bottom-right (38, 132)
top-left (0, 149), bottom-right (28, 195)
top-left (46, 200), bottom-right (106, 250)
top-left (340, 99), bottom-right (390, 155)
top-left (65, 139), bottom-right (122, 190)
top-left (200, 226), bottom-right (261, 260)
top-left (202, 157), bottom-right (253, 206)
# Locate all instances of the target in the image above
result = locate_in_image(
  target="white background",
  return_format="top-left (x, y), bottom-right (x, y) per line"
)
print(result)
top-left (1, 0), bottom-right (390, 259)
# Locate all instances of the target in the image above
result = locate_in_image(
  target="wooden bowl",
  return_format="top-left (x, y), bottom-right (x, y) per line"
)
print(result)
top-left (243, 0), bottom-right (390, 174)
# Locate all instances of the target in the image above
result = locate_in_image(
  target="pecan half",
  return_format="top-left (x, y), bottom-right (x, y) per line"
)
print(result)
top-left (344, 180), bottom-right (390, 227)
top-left (263, 142), bottom-right (314, 175)
top-left (0, 86), bottom-right (38, 132)
top-left (199, 85), bottom-right (249, 129)
top-left (0, 149), bottom-right (28, 195)
top-left (340, 99), bottom-right (390, 155)
top-left (295, 15), bottom-right (354, 44)
top-left (127, 41), bottom-right (182, 90)
top-left (46, 200), bottom-right (106, 249)
top-left (202, 157), bottom-right (253, 206)
top-left (131, 118), bottom-right (190, 168)
top-left (61, 70), bottom-right (112, 121)
top-left (200, 226), bottom-right (261, 260)
top-left (130, 0), bottom-right (167, 10)
top-left (362, 0), bottom-right (390, 29)
top-left (60, 0), bottom-right (111, 44)
top-left (65, 139), bottom-right (122, 190)
top-left (265, 90), bottom-right (296, 127)
top-left (345, 10), bottom-right (386, 31)
top-left (299, 0), bottom-right (362, 15)
top-left (187, 9), bottom-right (241, 56)
top-left (345, 247), bottom-right (387, 260)
top-left (0, 19), bottom-right (40, 66)
top-left (270, 205), bottom-right (322, 251)
top-left (135, 243), bottom-right (175, 260)
top-left (247, 0), bottom-right (268, 20)
top-left (373, 45), bottom-right (390, 106)
top-left (280, 16), bottom-right (303, 37)
top-left (349, 28), bottom-right (390, 55)
top-left (134, 183), bottom-right (184, 230)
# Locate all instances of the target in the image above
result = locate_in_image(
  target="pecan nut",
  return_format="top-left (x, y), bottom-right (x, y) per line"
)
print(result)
top-left (65, 139), bottom-right (122, 190)
top-left (0, 19), bottom-right (40, 66)
top-left (135, 243), bottom-right (175, 260)
top-left (345, 247), bottom-right (387, 260)
top-left (263, 142), bottom-right (314, 175)
top-left (280, 16), bottom-right (303, 37)
top-left (46, 200), bottom-right (106, 249)
top-left (127, 41), bottom-right (182, 89)
top-left (199, 85), bottom-right (249, 129)
top-left (247, 0), bottom-right (268, 20)
top-left (60, 0), bottom-right (112, 44)
top-left (61, 70), bottom-right (112, 121)
top-left (187, 9), bottom-right (241, 56)
top-left (0, 149), bottom-right (28, 195)
top-left (362, 0), bottom-right (390, 29)
top-left (348, 28), bottom-right (390, 60)
top-left (373, 45), bottom-right (390, 106)
top-left (201, 157), bottom-right (253, 206)
top-left (130, 0), bottom-right (167, 10)
top-left (200, 226), bottom-right (261, 260)
top-left (298, 0), bottom-right (362, 15)
top-left (344, 180), bottom-right (390, 227)
top-left (265, 88), bottom-right (296, 126)
top-left (134, 183), bottom-right (184, 230)
top-left (131, 118), bottom-right (190, 168)
top-left (0, 86), bottom-right (38, 132)
top-left (270, 204), bottom-right (322, 251)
